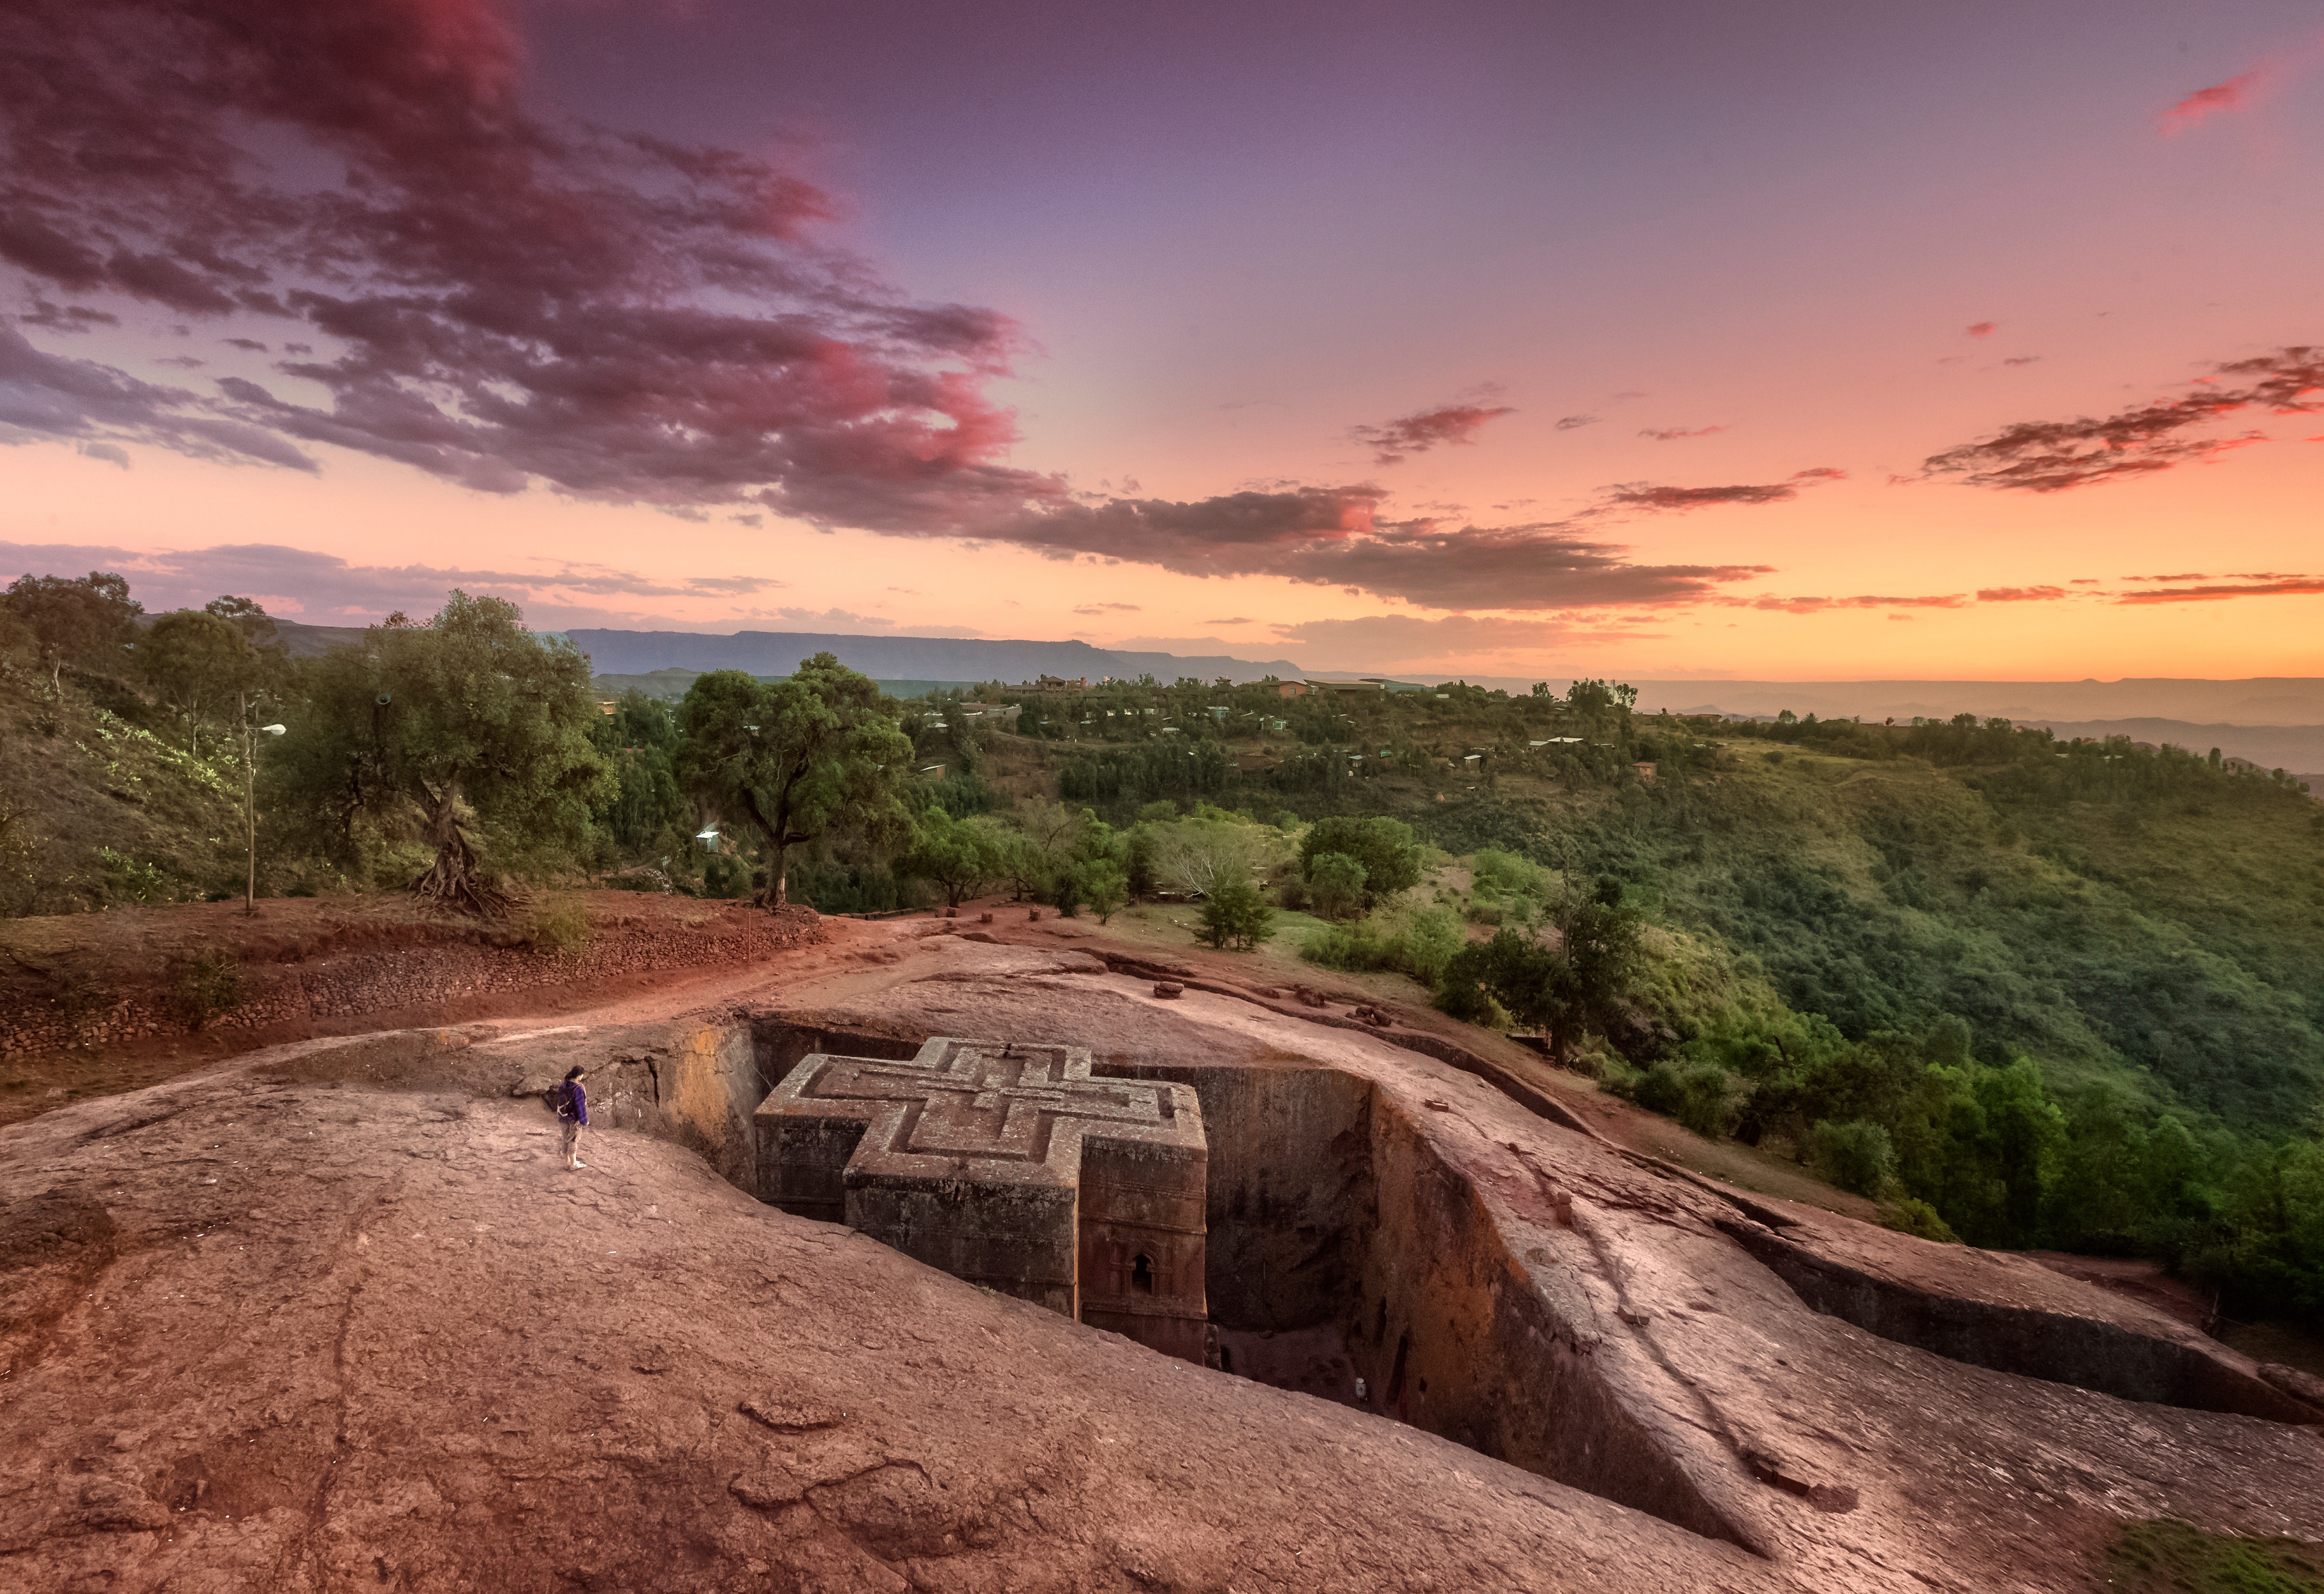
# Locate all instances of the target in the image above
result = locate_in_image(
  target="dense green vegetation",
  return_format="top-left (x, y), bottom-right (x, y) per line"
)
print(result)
top-left (5, 568), bottom-right (2321, 1319)
top-left (2103, 1519), bottom-right (2324, 1594)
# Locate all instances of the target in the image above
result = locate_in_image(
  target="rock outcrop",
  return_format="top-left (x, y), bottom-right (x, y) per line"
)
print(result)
top-left (2, 921), bottom-right (2318, 1592)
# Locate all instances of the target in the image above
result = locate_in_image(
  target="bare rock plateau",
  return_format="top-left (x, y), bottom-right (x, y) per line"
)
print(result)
top-left (3, 920), bottom-right (2319, 1591)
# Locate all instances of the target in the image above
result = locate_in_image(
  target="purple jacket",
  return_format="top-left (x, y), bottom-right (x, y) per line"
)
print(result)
top-left (558, 1080), bottom-right (589, 1126)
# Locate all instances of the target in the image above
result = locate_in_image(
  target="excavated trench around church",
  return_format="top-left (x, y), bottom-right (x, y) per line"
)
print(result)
top-left (710, 1012), bottom-right (2323, 1547)
top-left (480, 995), bottom-right (2319, 1519)
top-left (740, 1015), bottom-right (1756, 1547)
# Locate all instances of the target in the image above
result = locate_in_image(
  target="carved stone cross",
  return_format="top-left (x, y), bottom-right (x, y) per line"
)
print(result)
top-left (755, 1037), bottom-right (1209, 1360)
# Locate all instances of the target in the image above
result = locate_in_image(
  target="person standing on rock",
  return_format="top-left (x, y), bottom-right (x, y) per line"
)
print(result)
top-left (557, 1065), bottom-right (590, 1170)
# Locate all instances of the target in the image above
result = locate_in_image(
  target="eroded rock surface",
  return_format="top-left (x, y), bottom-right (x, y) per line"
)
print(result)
top-left (3, 922), bottom-right (2319, 1593)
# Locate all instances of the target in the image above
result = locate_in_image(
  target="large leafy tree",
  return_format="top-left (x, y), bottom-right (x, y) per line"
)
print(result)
top-left (1298, 815), bottom-right (1422, 908)
top-left (590, 689), bottom-right (685, 854)
top-left (677, 655), bottom-right (912, 909)
top-left (1436, 879), bottom-right (1642, 1060)
top-left (280, 591), bottom-right (608, 913)
top-left (899, 807), bottom-right (999, 909)
top-left (3, 571), bottom-right (142, 690)
top-left (140, 610), bottom-right (264, 756)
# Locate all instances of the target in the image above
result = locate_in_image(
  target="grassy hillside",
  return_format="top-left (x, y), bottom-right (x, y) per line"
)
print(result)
top-left (0, 660), bottom-right (249, 916)
top-left (1528, 741), bottom-right (2324, 1131)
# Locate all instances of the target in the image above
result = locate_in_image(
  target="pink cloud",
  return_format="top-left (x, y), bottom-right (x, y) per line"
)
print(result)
top-left (2116, 575), bottom-right (2324, 604)
top-left (1966, 322), bottom-right (1997, 339)
top-left (1923, 346), bottom-right (2324, 492)
top-left (0, 537), bottom-right (788, 627)
top-left (1, 0), bottom-right (1030, 511)
top-left (1600, 467), bottom-right (1843, 514)
top-left (1351, 402), bottom-right (1517, 465)
top-left (1638, 425), bottom-right (1728, 441)
top-left (1727, 592), bottom-right (1967, 614)
top-left (2161, 70), bottom-right (2263, 133)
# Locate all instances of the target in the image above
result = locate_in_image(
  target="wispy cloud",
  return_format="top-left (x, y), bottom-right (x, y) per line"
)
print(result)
top-left (2161, 70), bottom-right (2263, 133)
top-left (770, 606), bottom-right (895, 629)
top-left (1726, 592), bottom-right (1967, 614)
top-left (1351, 400), bottom-right (1516, 465)
top-left (967, 484), bottom-right (1788, 610)
top-left (1072, 601), bottom-right (1141, 615)
top-left (1638, 425), bottom-right (1728, 441)
top-left (1975, 585), bottom-right (2070, 602)
top-left (20, 300), bottom-right (117, 333)
top-left (1966, 322), bottom-right (1997, 338)
top-left (1270, 613), bottom-right (1577, 668)
top-left (1922, 346), bottom-right (2324, 492)
top-left (1601, 467), bottom-right (1843, 513)
top-left (2115, 574), bottom-right (2324, 604)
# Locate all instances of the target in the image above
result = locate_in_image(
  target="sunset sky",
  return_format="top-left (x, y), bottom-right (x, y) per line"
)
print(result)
top-left (4, 0), bottom-right (2322, 679)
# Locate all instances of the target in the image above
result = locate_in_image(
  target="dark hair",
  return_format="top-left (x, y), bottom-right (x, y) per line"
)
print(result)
top-left (563, 1064), bottom-right (585, 1081)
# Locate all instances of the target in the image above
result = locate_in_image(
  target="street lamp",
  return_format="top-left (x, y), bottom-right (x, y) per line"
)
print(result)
top-left (241, 696), bottom-right (286, 914)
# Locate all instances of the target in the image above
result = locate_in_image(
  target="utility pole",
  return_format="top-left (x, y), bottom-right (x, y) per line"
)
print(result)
top-left (241, 691), bottom-right (286, 915)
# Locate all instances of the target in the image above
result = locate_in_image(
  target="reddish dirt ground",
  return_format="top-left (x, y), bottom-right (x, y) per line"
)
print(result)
top-left (1, 892), bottom-right (822, 1127)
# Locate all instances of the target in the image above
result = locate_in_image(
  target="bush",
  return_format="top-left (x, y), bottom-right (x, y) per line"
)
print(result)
top-left (172, 948), bottom-right (245, 1027)
top-left (531, 896), bottom-right (591, 954)
top-left (1394, 905), bottom-right (1466, 988)
top-left (1300, 905), bottom-right (1466, 990)
top-left (1435, 978), bottom-right (1499, 1025)
top-left (1298, 815), bottom-right (1422, 907)
top-left (702, 852), bottom-right (751, 898)
top-left (1078, 859), bottom-right (1128, 923)
top-left (1197, 877), bottom-right (1275, 951)
top-left (1632, 1060), bottom-right (1747, 1139)
top-left (1301, 919), bottom-right (1386, 972)
top-left (1147, 814), bottom-right (1281, 898)
top-left (1470, 847), bottom-right (1548, 906)
top-left (1809, 1118), bottom-right (1896, 1196)
top-left (1307, 852), bottom-right (1368, 920)
top-left (1883, 1197), bottom-right (1962, 1243)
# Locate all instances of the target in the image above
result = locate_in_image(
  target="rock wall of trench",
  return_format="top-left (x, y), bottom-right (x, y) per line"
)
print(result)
top-left (1107, 1058), bottom-right (1754, 1549)
top-left (1720, 1219), bottom-right (2322, 1426)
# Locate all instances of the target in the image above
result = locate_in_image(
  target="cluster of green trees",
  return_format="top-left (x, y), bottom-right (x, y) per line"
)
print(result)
top-left (1432, 715), bottom-right (2324, 1316)
top-left (1, 573), bottom-right (1320, 930)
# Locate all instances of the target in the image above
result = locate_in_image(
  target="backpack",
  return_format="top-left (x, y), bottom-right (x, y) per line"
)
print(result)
top-left (552, 1080), bottom-right (579, 1121)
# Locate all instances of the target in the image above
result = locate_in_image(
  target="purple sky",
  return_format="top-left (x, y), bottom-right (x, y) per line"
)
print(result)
top-left (4, 0), bottom-right (2323, 676)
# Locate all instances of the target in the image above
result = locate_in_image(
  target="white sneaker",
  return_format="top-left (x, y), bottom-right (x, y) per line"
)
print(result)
top-left (571, 1160), bottom-right (587, 1169)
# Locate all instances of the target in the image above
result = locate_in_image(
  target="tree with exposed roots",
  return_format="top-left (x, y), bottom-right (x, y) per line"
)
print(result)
top-left (277, 592), bottom-right (608, 915)
top-left (677, 656), bottom-right (912, 909)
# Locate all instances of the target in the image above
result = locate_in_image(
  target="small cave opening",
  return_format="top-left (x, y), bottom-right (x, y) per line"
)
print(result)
top-left (1131, 1253), bottom-right (1155, 1294)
